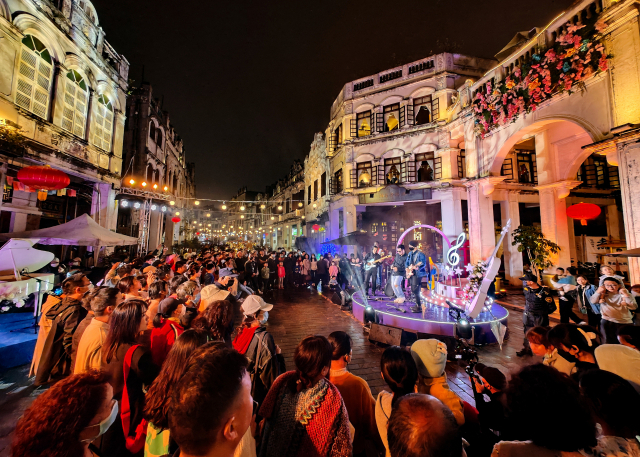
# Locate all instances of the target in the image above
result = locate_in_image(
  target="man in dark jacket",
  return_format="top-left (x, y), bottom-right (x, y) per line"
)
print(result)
top-left (391, 244), bottom-right (408, 303)
top-left (244, 255), bottom-right (260, 292)
top-left (363, 246), bottom-right (381, 296)
top-left (517, 272), bottom-right (554, 357)
top-left (267, 253), bottom-right (278, 291)
top-left (35, 273), bottom-right (91, 386)
top-left (283, 252), bottom-right (295, 289)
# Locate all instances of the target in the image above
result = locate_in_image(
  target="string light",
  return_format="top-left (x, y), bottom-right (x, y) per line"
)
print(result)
top-left (170, 201), bottom-right (175, 205)
top-left (195, 201), bottom-right (200, 205)
top-left (129, 179), bottom-right (135, 185)
top-left (240, 205), bottom-right (245, 211)
top-left (164, 186), bottom-right (169, 191)
top-left (142, 182), bottom-right (147, 187)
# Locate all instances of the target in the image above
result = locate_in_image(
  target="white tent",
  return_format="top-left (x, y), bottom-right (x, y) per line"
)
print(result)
top-left (0, 213), bottom-right (138, 247)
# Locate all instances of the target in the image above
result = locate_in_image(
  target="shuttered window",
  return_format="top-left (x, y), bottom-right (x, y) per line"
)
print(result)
top-left (62, 70), bottom-right (88, 138)
top-left (91, 94), bottom-right (113, 151)
top-left (15, 35), bottom-right (52, 120)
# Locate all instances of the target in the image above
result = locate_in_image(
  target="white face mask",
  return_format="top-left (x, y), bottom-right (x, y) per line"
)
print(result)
top-left (259, 311), bottom-right (269, 324)
top-left (82, 401), bottom-right (118, 442)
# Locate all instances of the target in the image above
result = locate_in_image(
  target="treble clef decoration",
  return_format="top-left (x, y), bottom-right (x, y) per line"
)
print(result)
top-left (446, 232), bottom-right (466, 267)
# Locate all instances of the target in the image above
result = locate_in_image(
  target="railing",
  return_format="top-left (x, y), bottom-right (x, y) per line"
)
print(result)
top-left (379, 69), bottom-right (402, 83)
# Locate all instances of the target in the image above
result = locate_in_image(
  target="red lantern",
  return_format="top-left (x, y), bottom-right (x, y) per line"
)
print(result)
top-left (566, 203), bottom-right (601, 226)
top-left (18, 165), bottom-right (70, 191)
top-left (171, 216), bottom-right (181, 223)
top-left (312, 224), bottom-right (320, 231)
top-left (196, 232), bottom-right (200, 235)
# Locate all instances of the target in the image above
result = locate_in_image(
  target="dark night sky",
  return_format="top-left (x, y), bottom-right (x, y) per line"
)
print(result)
top-left (93, 0), bottom-right (575, 200)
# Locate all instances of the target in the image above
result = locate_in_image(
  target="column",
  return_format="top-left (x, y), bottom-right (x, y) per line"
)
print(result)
top-left (536, 184), bottom-right (573, 270)
top-left (607, 205), bottom-right (622, 239)
top-left (436, 187), bottom-right (464, 259)
top-left (330, 208), bottom-right (340, 240)
top-left (91, 183), bottom-right (117, 231)
top-left (617, 141), bottom-right (640, 283)
top-left (164, 216), bottom-right (175, 253)
top-left (500, 192), bottom-right (523, 283)
top-left (465, 178), bottom-right (501, 263)
top-left (148, 212), bottom-right (162, 252)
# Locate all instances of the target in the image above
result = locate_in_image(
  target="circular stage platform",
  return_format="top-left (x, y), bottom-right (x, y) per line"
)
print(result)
top-left (351, 290), bottom-right (509, 345)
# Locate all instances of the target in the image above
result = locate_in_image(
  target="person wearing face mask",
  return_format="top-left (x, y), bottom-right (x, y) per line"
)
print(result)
top-left (11, 370), bottom-right (118, 457)
top-left (232, 295), bottom-right (283, 406)
top-left (150, 297), bottom-right (186, 367)
top-left (590, 277), bottom-right (638, 344)
top-left (548, 323), bottom-right (600, 379)
top-left (328, 331), bottom-right (383, 457)
top-left (405, 240), bottom-right (427, 313)
top-left (35, 273), bottom-right (92, 386)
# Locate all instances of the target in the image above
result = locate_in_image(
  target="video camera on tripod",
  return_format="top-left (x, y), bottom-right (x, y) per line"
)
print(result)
top-left (445, 299), bottom-right (479, 365)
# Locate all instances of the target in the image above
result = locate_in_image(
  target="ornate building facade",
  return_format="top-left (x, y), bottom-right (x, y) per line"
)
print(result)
top-left (0, 0), bottom-right (128, 238)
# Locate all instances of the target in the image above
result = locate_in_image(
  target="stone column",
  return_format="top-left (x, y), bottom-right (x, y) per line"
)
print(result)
top-left (91, 183), bottom-right (117, 231)
top-left (500, 192), bottom-right (523, 283)
top-left (617, 142), bottom-right (640, 283)
top-left (435, 187), bottom-right (464, 259)
top-left (534, 181), bottom-right (581, 270)
top-left (465, 178), bottom-right (504, 263)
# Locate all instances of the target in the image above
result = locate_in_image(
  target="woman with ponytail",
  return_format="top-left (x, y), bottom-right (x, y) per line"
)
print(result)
top-left (150, 298), bottom-right (185, 366)
top-left (258, 335), bottom-right (351, 457)
top-left (375, 346), bottom-right (418, 457)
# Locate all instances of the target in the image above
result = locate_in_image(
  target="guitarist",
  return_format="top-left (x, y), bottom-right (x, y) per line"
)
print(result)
top-left (405, 240), bottom-right (427, 313)
top-left (391, 245), bottom-right (408, 303)
top-left (363, 245), bottom-right (381, 296)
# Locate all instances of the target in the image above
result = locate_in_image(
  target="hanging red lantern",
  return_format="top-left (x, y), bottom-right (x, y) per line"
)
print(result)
top-left (18, 165), bottom-right (70, 190)
top-left (312, 224), bottom-right (320, 231)
top-left (566, 203), bottom-right (601, 226)
top-left (171, 216), bottom-right (181, 223)
top-left (196, 232), bottom-right (200, 235)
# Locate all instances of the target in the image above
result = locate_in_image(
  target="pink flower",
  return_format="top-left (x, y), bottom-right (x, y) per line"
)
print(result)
top-left (595, 19), bottom-right (606, 33)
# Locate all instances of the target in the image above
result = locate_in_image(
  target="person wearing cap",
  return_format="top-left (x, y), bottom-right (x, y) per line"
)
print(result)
top-left (471, 363), bottom-right (507, 446)
top-left (199, 283), bottom-right (232, 312)
top-left (411, 339), bottom-right (465, 426)
top-left (150, 297), bottom-right (185, 366)
top-left (517, 272), bottom-right (555, 357)
top-left (363, 245), bottom-right (381, 297)
top-left (232, 295), bottom-right (283, 405)
top-left (405, 240), bottom-right (427, 313)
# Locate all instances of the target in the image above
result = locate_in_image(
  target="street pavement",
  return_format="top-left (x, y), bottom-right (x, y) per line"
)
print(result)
top-left (0, 286), bottom-right (537, 456)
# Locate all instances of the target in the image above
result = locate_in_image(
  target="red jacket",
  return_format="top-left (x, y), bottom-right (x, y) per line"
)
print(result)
top-left (278, 265), bottom-right (286, 278)
top-left (150, 319), bottom-right (184, 366)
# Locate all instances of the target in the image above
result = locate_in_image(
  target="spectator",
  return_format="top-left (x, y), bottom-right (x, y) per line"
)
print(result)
top-left (232, 295), bottom-right (283, 405)
top-left (580, 369), bottom-right (640, 456)
top-left (176, 280), bottom-right (200, 314)
top-left (277, 260), bottom-right (285, 289)
top-left (118, 276), bottom-right (143, 300)
top-left (525, 326), bottom-right (575, 376)
top-left (101, 299), bottom-right (158, 456)
top-left (30, 287), bottom-right (66, 377)
top-left (594, 325), bottom-right (640, 393)
top-left (150, 297), bottom-right (186, 367)
top-left (260, 260), bottom-right (271, 293)
top-left (493, 364), bottom-right (596, 456)
top-left (35, 273), bottom-right (91, 386)
top-left (192, 299), bottom-right (235, 346)
top-left (618, 324), bottom-right (640, 349)
top-left (105, 263), bottom-right (133, 287)
top-left (548, 324), bottom-right (600, 379)
top-left (576, 275), bottom-right (600, 328)
top-left (411, 339), bottom-right (465, 426)
top-left (200, 262), bottom-right (216, 287)
top-left (174, 261), bottom-right (187, 278)
top-left (143, 329), bottom-right (209, 456)
top-left (310, 255), bottom-right (318, 286)
top-left (12, 370), bottom-right (116, 457)
top-left (146, 280), bottom-right (168, 330)
top-left (376, 346), bottom-right (418, 457)
top-left (470, 363), bottom-right (507, 441)
top-left (71, 287), bottom-right (99, 371)
top-left (590, 277), bottom-right (637, 344)
top-left (598, 265), bottom-right (625, 286)
top-left (74, 287), bottom-right (119, 374)
top-left (168, 275), bottom-right (188, 298)
top-left (169, 343), bottom-right (253, 457)
top-left (387, 394), bottom-right (463, 457)
top-left (258, 335), bottom-right (351, 457)
top-left (328, 331), bottom-right (382, 456)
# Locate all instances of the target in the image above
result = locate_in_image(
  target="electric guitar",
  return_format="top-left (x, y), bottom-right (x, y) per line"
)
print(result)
top-left (405, 261), bottom-right (423, 279)
top-left (364, 255), bottom-right (392, 271)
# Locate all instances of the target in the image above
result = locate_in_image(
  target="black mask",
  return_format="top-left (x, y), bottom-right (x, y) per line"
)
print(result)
top-left (409, 246), bottom-right (416, 251)
top-left (556, 348), bottom-right (577, 363)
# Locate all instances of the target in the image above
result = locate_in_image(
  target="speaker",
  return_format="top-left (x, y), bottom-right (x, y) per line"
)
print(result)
top-left (369, 323), bottom-right (403, 346)
top-left (417, 332), bottom-right (459, 361)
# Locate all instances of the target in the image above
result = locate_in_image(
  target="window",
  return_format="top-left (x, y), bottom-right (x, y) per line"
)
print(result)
top-left (308, 185), bottom-right (312, 205)
top-left (92, 94), bottom-right (113, 151)
top-left (383, 104), bottom-right (400, 132)
top-left (357, 161), bottom-right (372, 188)
top-left (577, 154), bottom-right (620, 190)
top-left (15, 35), bottom-right (53, 119)
top-left (62, 69), bottom-right (88, 137)
top-left (321, 172), bottom-right (327, 197)
top-left (357, 111), bottom-right (372, 137)
top-left (334, 169), bottom-right (343, 193)
top-left (313, 180), bottom-right (318, 200)
top-left (156, 130), bottom-right (164, 149)
top-left (385, 158), bottom-right (401, 184)
top-left (457, 149), bottom-right (466, 178)
top-left (335, 124), bottom-right (343, 144)
top-left (414, 96), bottom-right (433, 125)
top-left (149, 122), bottom-right (156, 140)
top-left (416, 152), bottom-right (435, 182)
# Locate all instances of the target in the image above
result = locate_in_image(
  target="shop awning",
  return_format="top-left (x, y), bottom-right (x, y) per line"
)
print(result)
top-left (321, 231), bottom-right (380, 246)
top-left (0, 213), bottom-right (138, 247)
top-left (607, 248), bottom-right (640, 257)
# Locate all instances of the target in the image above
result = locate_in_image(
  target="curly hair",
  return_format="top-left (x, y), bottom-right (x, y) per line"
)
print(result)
top-left (191, 300), bottom-right (234, 342)
top-left (12, 370), bottom-right (109, 457)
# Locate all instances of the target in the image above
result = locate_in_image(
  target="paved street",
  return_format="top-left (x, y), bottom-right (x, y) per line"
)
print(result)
top-left (0, 287), bottom-right (536, 456)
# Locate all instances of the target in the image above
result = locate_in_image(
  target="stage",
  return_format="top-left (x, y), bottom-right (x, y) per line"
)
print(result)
top-left (351, 289), bottom-right (509, 345)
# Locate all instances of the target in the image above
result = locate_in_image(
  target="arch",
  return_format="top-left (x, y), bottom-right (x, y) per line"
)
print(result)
top-left (410, 86), bottom-right (436, 98)
top-left (354, 102), bottom-right (374, 113)
top-left (14, 33), bottom-right (54, 119)
top-left (412, 143), bottom-right (438, 155)
top-left (149, 121), bottom-right (156, 141)
top-left (94, 80), bottom-right (120, 111)
top-left (354, 152), bottom-right (375, 163)
top-left (13, 13), bottom-right (64, 63)
top-left (61, 68), bottom-right (89, 137)
top-left (397, 225), bottom-right (452, 250)
top-left (381, 148), bottom-right (405, 159)
top-left (380, 95), bottom-right (403, 106)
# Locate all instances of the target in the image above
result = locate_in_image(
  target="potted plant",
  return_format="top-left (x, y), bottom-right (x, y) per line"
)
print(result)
top-left (511, 225), bottom-right (561, 283)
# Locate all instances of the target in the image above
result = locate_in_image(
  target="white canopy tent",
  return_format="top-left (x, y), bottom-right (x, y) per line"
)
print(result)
top-left (0, 213), bottom-right (138, 246)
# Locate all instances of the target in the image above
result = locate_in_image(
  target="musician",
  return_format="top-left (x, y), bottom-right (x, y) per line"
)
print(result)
top-left (363, 245), bottom-right (381, 296)
top-left (405, 240), bottom-right (427, 313)
top-left (517, 272), bottom-right (555, 357)
top-left (391, 245), bottom-right (407, 304)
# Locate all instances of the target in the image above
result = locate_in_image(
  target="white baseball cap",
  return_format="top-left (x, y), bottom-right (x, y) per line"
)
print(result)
top-left (241, 295), bottom-right (273, 316)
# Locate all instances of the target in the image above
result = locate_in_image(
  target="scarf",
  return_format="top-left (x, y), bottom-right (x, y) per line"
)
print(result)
top-left (232, 326), bottom-right (259, 354)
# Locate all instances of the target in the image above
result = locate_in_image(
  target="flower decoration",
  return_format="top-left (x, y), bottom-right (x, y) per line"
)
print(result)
top-left (0, 284), bottom-right (30, 313)
top-left (473, 17), bottom-right (612, 138)
top-left (461, 261), bottom-right (488, 304)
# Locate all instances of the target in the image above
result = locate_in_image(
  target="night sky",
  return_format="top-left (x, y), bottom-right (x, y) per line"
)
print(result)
top-left (93, 0), bottom-right (575, 200)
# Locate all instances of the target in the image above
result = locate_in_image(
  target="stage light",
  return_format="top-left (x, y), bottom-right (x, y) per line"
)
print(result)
top-left (129, 179), bottom-right (135, 185)
top-left (153, 184), bottom-right (158, 189)
top-left (170, 200), bottom-right (175, 206)
top-left (161, 206), bottom-right (166, 212)
top-left (195, 201), bottom-right (200, 205)
top-left (134, 202), bottom-right (141, 209)
top-left (121, 200), bottom-right (128, 207)
top-left (164, 186), bottom-right (168, 191)
top-left (142, 182), bottom-right (147, 187)
top-left (151, 204), bottom-right (157, 210)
